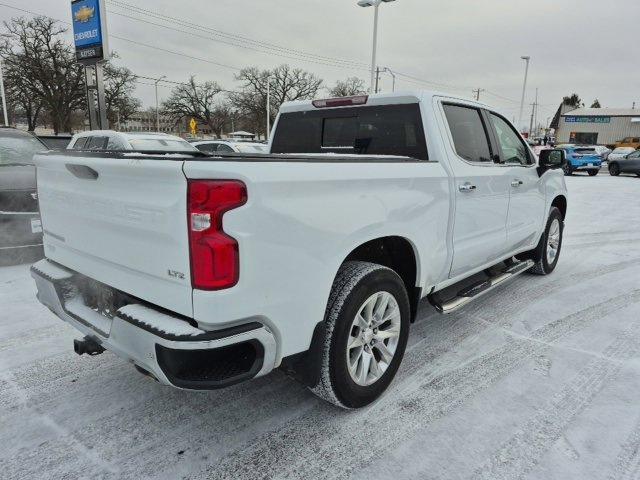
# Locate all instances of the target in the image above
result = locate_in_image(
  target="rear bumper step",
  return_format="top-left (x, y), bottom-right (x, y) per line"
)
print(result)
top-left (31, 259), bottom-right (277, 389)
top-left (429, 259), bottom-right (534, 314)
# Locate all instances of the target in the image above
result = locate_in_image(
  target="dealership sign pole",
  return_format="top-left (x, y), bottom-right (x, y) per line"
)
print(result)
top-left (71, 0), bottom-right (110, 130)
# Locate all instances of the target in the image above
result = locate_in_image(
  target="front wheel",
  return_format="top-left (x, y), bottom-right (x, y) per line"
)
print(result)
top-left (588, 169), bottom-right (599, 176)
top-left (526, 207), bottom-right (564, 275)
top-left (609, 163), bottom-right (621, 176)
top-left (311, 261), bottom-right (410, 408)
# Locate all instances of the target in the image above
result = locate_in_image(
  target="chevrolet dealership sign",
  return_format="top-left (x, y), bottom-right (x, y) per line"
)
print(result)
top-left (71, 0), bottom-right (109, 63)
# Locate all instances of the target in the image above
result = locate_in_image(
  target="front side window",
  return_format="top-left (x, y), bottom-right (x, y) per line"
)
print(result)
top-left (489, 114), bottom-right (532, 165)
top-left (72, 137), bottom-right (88, 150)
top-left (443, 104), bottom-right (492, 163)
top-left (216, 144), bottom-right (235, 153)
top-left (197, 143), bottom-right (219, 153)
top-left (87, 136), bottom-right (108, 150)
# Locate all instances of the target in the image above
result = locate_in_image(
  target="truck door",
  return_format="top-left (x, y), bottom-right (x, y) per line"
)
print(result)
top-left (487, 112), bottom-right (546, 252)
top-left (442, 103), bottom-right (511, 278)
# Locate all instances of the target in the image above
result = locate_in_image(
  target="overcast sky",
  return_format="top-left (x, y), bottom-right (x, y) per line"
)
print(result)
top-left (2, 0), bottom-right (638, 129)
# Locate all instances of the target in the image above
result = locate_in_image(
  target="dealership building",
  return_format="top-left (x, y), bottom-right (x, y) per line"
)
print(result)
top-left (554, 108), bottom-right (640, 146)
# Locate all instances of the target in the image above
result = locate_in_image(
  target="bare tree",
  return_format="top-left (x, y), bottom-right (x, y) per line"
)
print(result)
top-left (103, 57), bottom-right (141, 126)
top-left (0, 50), bottom-right (42, 130)
top-left (1, 17), bottom-right (85, 134)
top-left (162, 77), bottom-right (231, 137)
top-left (329, 77), bottom-right (367, 97)
top-left (231, 64), bottom-right (323, 136)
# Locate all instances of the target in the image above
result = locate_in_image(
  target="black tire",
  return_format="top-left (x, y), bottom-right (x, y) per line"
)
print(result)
top-left (563, 164), bottom-right (573, 176)
top-left (525, 207), bottom-right (564, 275)
top-left (609, 163), bottom-right (620, 176)
top-left (311, 261), bottom-right (410, 409)
top-left (587, 169), bottom-right (599, 176)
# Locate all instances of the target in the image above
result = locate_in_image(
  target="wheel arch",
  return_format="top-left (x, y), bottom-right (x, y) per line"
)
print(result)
top-left (343, 236), bottom-right (422, 323)
top-left (551, 195), bottom-right (567, 220)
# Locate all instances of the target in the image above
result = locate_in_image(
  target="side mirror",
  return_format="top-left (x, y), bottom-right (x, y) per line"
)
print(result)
top-left (538, 149), bottom-right (566, 175)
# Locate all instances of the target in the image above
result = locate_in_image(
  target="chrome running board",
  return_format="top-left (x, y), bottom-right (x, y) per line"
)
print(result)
top-left (429, 260), bottom-right (535, 314)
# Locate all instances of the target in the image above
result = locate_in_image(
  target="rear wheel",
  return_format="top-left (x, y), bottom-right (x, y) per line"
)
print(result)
top-left (609, 163), bottom-right (621, 176)
top-left (588, 169), bottom-right (599, 176)
top-left (311, 261), bottom-right (410, 409)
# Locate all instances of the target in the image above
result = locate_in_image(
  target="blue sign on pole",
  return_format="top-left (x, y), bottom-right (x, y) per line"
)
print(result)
top-left (71, 0), bottom-right (108, 63)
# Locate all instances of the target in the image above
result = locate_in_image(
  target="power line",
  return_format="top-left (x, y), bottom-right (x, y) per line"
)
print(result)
top-left (108, 0), bottom-right (370, 69)
top-left (107, 8), bottom-right (368, 72)
top-left (0, 2), bottom-right (241, 72)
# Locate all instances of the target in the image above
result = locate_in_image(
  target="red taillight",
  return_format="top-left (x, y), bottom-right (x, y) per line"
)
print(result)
top-left (188, 180), bottom-right (247, 290)
top-left (312, 95), bottom-right (368, 108)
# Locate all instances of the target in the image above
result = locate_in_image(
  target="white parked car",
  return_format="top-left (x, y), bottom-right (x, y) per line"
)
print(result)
top-left (31, 92), bottom-right (568, 408)
top-left (68, 131), bottom-right (200, 154)
top-left (607, 147), bottom-right (637, 162)
top-left (592, 145), bottom-right (612, 160)
top-left (191, 140), bottom-right (268, 154)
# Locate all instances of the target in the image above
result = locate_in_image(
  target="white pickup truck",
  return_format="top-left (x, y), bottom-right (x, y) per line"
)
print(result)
top-left (31, 92), bottom-right (568, 408)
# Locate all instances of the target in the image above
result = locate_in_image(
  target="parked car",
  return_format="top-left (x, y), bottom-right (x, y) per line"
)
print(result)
top-left (607, 147), bottom-right (637, 163)
top-left (31, 92), bottom-right (568, 408)
top-left (68, 131), bottom-right (200, 153)
top-left (37, 135), bottom-right (73, 150)
top-left (0, 127), bottom-right (47, 261)
top-left (608, 149), bottom-right (640, 176)
top-left (556, 145), bottom-right (602, 176)
top-left (192, 140), bottom-right (268, 154)
top-left (614, 137), bottom-right (640, 150)
top-left (592, 145), bottom-right (612, 161)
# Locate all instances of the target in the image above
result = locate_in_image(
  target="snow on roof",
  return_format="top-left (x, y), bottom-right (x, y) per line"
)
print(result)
top-left (562, 108), bottom-right (640, 117)
top-left (229, 131), bottom-right (255, 136)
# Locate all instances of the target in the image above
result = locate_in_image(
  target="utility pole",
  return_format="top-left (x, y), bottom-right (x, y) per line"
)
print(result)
top-left (473, 88), bottom-right (484, 101)
top-left (375, 66), bottom-right (380, 93)
top-left (266, 75), bottom-right (271, 140)
top-left (529, 102), bottom-right (535, 136)
top-left (533, 88), bottom-right (539, 135)
top-left (0, 58), bottom-right (8, 126)
top-left (154, 75), bottom-right (166, 132)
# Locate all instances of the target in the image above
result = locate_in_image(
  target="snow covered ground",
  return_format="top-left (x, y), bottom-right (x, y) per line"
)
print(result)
top-left (1, 174), bottom-right (639, 480)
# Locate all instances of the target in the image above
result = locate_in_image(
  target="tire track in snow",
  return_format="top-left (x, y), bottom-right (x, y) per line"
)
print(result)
top-left (465, 256), bottom-right (640, 326)
top-left (198, 290), bottom-right (640, 480)
top-left (607, 416), bottom-right (640, 480)
top-left (470, 303), bottom-right (640, 480)
top-left (0, 369), bottom-right (120, 479)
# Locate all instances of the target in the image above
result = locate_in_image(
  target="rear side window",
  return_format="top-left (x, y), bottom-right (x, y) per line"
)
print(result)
top-left (443, 104), bottom-right (492, 163)
top-left (271, 104), bottom-right (428, 160)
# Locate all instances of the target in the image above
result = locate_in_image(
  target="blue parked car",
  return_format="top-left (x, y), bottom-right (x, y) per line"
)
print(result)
top-left (556, 145), bottom-right (602, 176)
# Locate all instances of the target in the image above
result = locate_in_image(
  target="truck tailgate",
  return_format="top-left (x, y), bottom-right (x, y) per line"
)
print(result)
top-left (35, 153), bottom-right (193, 317)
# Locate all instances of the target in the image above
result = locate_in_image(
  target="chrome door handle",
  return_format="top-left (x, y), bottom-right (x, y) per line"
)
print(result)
top-left (511, 179), bottom-right (524, 187)
top-left (458, 183), bottom-right (477, 192)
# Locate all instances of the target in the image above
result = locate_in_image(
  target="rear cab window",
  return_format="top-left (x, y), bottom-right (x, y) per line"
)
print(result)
top-left (271, 103), bottom-right (428, 160)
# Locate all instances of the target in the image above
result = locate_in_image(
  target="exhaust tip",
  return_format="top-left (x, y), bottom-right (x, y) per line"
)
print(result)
top-left (74, 337), bottom-right (105, 356)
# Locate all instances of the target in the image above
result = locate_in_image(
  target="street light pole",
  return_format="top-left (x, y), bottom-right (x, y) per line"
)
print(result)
top-left (518, 56), bottom-right (530, 132)
top-left (154, 75), bottom-right (166, 132)
top-left (0, 58), bottom-right (8, 126)
top-left (358, 0), bottom-right (396, 94)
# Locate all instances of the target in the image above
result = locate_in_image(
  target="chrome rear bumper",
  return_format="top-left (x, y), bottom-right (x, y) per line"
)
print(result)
top-left (31, 259), bottom-right (277, 389)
